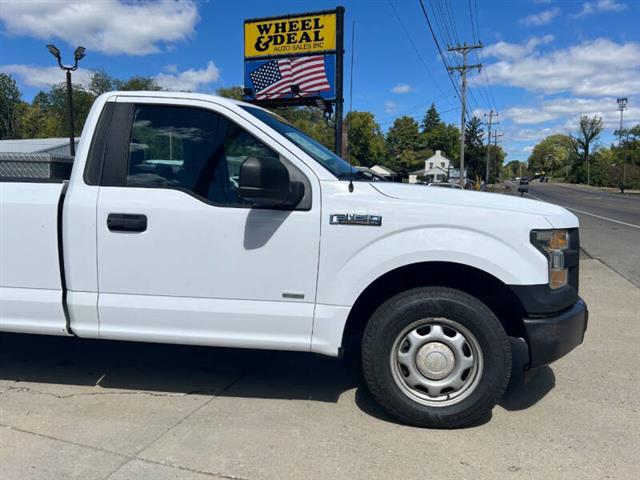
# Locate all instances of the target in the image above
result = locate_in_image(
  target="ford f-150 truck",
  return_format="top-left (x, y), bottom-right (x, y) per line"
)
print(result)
top-left (0, 92), bottom-right (588, 428)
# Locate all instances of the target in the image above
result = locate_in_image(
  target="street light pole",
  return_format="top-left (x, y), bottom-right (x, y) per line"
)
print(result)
top-left (65, 69), bottom-right (75, 156)
top-left (616, 97), bottom-right (628, 193)
top-left (46, 44), bottom-right (86, 157)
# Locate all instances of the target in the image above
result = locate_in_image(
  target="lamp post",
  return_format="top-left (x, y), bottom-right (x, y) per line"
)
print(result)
top-left (46, 44), bottom-right (86, 156)
top-left (616, 98), bottom-right (628, 194)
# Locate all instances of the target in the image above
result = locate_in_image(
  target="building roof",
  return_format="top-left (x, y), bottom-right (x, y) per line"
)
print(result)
top-left (0, 138), bottom-right (78, 155)
top-left (410, 166), bottom-right (448, 175)
top-left (370, 164), bottom-right (397, 176)
top-left (426, 149), bottom-right (451, 162)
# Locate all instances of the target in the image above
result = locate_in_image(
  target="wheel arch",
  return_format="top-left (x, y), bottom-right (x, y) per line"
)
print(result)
top-left (341, 261), bottom-right (528, 352)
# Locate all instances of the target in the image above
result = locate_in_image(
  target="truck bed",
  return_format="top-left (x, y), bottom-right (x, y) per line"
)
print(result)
top-left (0, 181), bottom-right (68, 335)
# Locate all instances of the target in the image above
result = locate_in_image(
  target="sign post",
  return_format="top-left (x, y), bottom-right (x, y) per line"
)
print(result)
top-left (334, 6), bottom-right (344, 156)
top-left (243, 7), bottom-right (345, 155)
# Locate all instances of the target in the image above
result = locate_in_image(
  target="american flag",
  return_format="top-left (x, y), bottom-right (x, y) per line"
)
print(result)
top-left (249, 55), bottom-right (331, 100)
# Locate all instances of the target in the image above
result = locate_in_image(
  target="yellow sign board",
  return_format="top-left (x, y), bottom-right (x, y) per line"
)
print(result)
top-left (244, 12), bottom-right (337, 59)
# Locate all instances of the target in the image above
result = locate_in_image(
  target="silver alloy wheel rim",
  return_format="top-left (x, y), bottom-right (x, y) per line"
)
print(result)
top-left (390, 318), bottom-right (483, 407)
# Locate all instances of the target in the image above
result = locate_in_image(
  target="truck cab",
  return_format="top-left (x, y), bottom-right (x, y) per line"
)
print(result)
top-left (0, 92), bottom-right (587, 428)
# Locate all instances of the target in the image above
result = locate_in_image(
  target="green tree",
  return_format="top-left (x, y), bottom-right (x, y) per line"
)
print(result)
top-left (216, 86), bottom-right (244, 100)
top-left (116, 76), bottom-right (162, 91)
top-left (385, 116), bottom-right (421, 157)
top-left (423, 123), bottom-right (460, 162)
top-left (569, 115), bottom-right (604, 184)
top-left (502, 160), bottom-right (527, 179)
top-left (462, 116), bottom-right (486, 181)
top-left (421, 102), bottom-right (442, 133)
top-left (464, 116), bottom-right (484, 149)
top-left (0, 73), bottom-right (22, 139)
top-left (44, 83), bottom-right (95, 137)
top-left (528, 134), bottom-right (573, 177)
top-left (485, 143), bottom-right (506, 183)
top-left (89, 70), bottom-right (117, 96)
top-left (345, 111), bottom-right (385, 166)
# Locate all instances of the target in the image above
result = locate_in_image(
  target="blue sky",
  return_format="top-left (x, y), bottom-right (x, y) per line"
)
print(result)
top-left (2, 0), bottom-right (639, 161)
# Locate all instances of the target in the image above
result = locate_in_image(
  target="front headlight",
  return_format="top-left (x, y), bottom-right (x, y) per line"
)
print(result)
top-left (531, 229), bottom-right (569, 289)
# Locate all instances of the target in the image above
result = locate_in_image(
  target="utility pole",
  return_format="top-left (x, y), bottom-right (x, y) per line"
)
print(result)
top-left (617, 97), bottom-right (628, 192)
top-left (491, 130), bottom-right (503, 186)
top-left (484, 110), bottom-right (498, 184)
top-left (448, 43), bottom-right (482, 187)
top-left (493, 131), bottom-right (503, 164)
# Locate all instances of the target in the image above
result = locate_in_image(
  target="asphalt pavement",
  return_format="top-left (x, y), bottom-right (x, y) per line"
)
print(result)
top-left (1, 258), bottom-right (639, 480)
top-left (521, 181), bottom-right (640, 287)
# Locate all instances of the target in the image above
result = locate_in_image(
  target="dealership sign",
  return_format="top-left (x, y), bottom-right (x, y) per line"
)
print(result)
top-left (243, 9), bottom-right (342, 103)
top-left (244, 12), bottom-right (337, 58)
top-left (243, 7), bottom-right (345, 154)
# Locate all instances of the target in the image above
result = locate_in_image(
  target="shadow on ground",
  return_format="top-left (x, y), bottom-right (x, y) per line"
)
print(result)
top-left (0, 333), bottom-right (555, 424)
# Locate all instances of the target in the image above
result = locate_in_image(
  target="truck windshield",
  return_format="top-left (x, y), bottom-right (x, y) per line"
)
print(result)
top-left (240, 105), bottom-right (365, 180)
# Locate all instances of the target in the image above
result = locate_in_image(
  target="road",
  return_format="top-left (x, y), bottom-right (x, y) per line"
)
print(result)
top-left (522, 182), bottom-right (640, 287)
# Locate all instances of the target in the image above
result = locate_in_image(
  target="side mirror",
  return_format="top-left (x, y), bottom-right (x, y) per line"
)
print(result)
top-left (238, 156), bottom-right (304, 208)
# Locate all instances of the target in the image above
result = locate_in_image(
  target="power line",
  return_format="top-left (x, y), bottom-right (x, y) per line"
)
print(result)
top-left (469, 0), bottom-right (497, 110)
top-left (387, 0), bottom-right (448, 100)
top-left (466, 0), bottom-right (493, 111)
top-left (417, 0), bottom-right (464, 107)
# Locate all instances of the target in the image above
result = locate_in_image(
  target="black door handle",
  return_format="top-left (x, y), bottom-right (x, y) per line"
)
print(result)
top-left (107, 213), bottom-right (147, 233)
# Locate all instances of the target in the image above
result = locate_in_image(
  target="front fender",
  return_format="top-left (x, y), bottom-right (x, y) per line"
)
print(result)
top-left (315, 226), bottom-right (549, 307)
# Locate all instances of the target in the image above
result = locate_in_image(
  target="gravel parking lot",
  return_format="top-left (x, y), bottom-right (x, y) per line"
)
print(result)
top-left (1, 258), bottom-right (639, 480)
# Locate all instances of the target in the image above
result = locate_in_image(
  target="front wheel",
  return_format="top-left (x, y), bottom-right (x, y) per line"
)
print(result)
top-left (361, 287), bottom-right (511, 428)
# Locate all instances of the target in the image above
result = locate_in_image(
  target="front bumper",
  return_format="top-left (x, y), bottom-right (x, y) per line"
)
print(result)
top-left (523, 298), bottom-right (588, 368)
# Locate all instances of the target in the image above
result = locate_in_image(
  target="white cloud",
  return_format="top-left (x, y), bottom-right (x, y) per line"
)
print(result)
top-left (391, 83), bottom-right (412, 94)
top-left (0, 1), bottom-right (199, 56)
top-left (574, 0), bottom-right (628, 17)
top-left (484, 35), bottom-right (554, 60)
top-left (0, 61), bottom-right (220, 93)
top-left (503, 107), bottom-right (557, 124)
top-left (480, 38), bottom-right (640, 97)
top-left (510, 127), bottom-right (556, 142)
top-left (521, 8), bottom-right (561, 26)
top-left (154, 61), bottom-right (219, 91)
top-left (384, 101), bottom-right (398, 114)
top-left (505, 97), bottom-right (640, 128)
top-left (0, 64), bottom-right (94, 89)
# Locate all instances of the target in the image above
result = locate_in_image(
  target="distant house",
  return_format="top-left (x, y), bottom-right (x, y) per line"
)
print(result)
top-left (355, 164), bottom-right (400, 182)
top-left (408, 150), bottom-right (451, 184)
top-left (355, 166), bottom-right (386, 181)
top-left (369, 164), bottom-right (400, 181)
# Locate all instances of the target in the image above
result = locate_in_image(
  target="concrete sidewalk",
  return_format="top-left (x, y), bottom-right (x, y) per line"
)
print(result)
top-left (1, 259), bottom-right (639, 480)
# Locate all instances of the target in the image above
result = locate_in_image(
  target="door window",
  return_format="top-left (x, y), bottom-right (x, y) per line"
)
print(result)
top-left (126, 105), bottom-right (280, 206)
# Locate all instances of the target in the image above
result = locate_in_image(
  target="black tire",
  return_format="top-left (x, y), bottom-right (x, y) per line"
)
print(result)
top-left (361, 287), bottom-right (511, 428)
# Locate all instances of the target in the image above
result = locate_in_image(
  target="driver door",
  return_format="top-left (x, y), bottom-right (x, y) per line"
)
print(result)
top-left (95, 97), bottom-right (320, 351)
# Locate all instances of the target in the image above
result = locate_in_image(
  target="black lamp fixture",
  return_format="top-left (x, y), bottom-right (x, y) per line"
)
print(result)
top-left (46, 44), bottom-right (86, 156)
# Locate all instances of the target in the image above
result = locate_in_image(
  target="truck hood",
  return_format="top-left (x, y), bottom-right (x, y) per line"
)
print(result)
top-left (370, 182), bottom-right (578, 228)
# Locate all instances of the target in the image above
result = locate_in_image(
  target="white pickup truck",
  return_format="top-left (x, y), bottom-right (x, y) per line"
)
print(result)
top-left (0, 92), bottom-right (587, 428)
